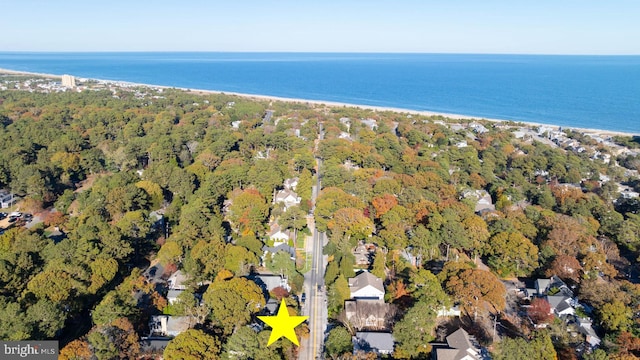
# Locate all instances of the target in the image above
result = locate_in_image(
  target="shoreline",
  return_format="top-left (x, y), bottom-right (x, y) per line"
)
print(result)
top-left (1, 67), bottom-right (637, 137)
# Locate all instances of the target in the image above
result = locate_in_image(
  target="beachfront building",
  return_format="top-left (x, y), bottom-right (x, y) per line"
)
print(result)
top-left (61, 74), bottom-right (76, 88)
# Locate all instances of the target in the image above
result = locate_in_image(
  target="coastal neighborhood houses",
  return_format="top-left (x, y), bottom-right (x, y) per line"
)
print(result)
top-left (2, 71), bottom-right (640, 360)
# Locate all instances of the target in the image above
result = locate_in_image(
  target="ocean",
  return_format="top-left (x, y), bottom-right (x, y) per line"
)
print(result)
top-left (0, 52), bottom-right (638, 133)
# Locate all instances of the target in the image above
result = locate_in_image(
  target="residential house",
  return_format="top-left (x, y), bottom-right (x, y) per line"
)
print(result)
top-left (546, 295), bottom-right (575, 317)
top-left (437, 305), bottom-right (462, 317)
top-left (535, 275), bottom-right (573, 298)
top-left (139, 338), bottom-right (171, 354)
top-left (0, 191), bottom-right (17, 209)
top-left (433, 328), bottom-right (482, 360)
top-left (148, 315), bottom-right (194, 337)
top-left (461, 189), bottom-right (495, 214)
top-left (352, 242), bottom-right (376, 267)
top-left (345, 299), bottom-right (394, 331)
top-left (576, 317), bottom-right (601, 348)
top-left (469, 122), bottom-right (489, 134)
top-left (455, 140), bottom-right (468, 148)
top-left (168, 270), bottom-right (188, 291)
top-left (400, 247), bottom-right (421, 267)
top-left (353, 332), bottom-right (394, 356)
top-left (262, 244), bottom-right (296, 267)
top-left (513, 130), bottom-right (526, 139)
top-left (283, 177), bottom-right (299, 191)
top-left (248, 273), bottom-right (291, 293)
top-left (274, 188), bottom-right (301, 211)
top-left (348, 271), bottom-right (385, 300)
top-left (263, 298), bottom-right (280, 315)
top-left (268, 223), bottom-right (291, 245)
top-left (167, 289), bottom-right (183, 305)
top-left (360, 118), bottom-right (378, 131)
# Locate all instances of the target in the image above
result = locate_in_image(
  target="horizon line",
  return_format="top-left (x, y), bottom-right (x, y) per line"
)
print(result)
top-left (1, 50), bottom-right (640, 56)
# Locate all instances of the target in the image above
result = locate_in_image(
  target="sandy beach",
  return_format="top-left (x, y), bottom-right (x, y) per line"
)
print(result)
top-left (1, 67), bottom-right (637, 137)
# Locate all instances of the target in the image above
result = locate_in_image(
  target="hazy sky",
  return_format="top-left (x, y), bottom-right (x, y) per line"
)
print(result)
top-left (1, 0), bottom-right (639, 54)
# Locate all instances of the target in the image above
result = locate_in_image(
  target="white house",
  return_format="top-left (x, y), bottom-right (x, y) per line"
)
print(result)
top-left (168, 270), bottom-right (188, 291)
top-left (268, 224), bottom-right (291, 245)
top-left (274, 189), bottom-right (301, 211)
top-left (546, 295), bottom-right (575, 317)
top-left (577, 317), bottom-right (601, 347)
top-left (348, 272), bottom-right (385, 300)
top-left (283, 178), bottom-right (299, 191)
top-left (149, 315), bottom-right (194, 337)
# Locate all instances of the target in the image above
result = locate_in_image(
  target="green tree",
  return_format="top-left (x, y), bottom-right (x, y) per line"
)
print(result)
top-left (371, 250), bottom-right (386, 279)
top-left (493, 332), bottom-right (556, 360)
top-left (599, 299), bottom-right (632, 332)
top-left (279, 206), bottom-right (308, 247)
top-left (26, 299), bottom-right (66, 338)
top-left (393, 299), bottom-right (437, 358)
top-left (267, 250), bottom-right (297, 279)
top-left (157, 241), bottom-right (183, 266)
top-left (203, 275), bottom-right (265, 334)
top-left (297, 168), bottom-right (313, 203)
top-left (164, 329), bottom-right (221, 360)
top-left (0, 298), bottom-right (31, 340)
top-left (327, 275), bottom-right (350, 316)
top-left (88, 258), bottom-right (119, 294)
top-left (315, 187), bottom-right (364, 232)
top-left (224, 245), bottom-right (259, 275)
top-left (224, 326), bottom-right (261, 360)
top-left (327, 207), bottom-right (374, 243)
top-left (325, 326), bottom-right (353, 359)
top-left (228, 188), bottom-right (270, 236)
top-left (486, 231), bottom-right (539, 277)
top-left (87, 318), bottom-right (140, 360)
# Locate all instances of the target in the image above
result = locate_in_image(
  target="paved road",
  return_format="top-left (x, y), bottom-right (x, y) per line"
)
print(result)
top-left (300, 124), bottom-right (328, 360)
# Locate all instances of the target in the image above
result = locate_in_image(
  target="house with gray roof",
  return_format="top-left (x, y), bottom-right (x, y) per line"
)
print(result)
top-left (348, 271), bottom-right (385, 300)
top-left (168, 270), bottom-right (189, 290)
top-left (248, 273), bottom-right (291, 294)
top-left (461, 189), bottom-right (495, 214)
top-left (546, 295), bottom-right (575, 317)
top-left (274, 188), bottom-right (301, 211)
top-left (535, 275), bottom-right (573, 297)
top-left (353, 332), bottom-right (394, 355)
top-left (345, 299), bottom-right (393, 331)
top-left (434, 328), bottom-right (481, 360)
top-left (352, 242), bottom-right (376, 267)
top-left (148, 315), bottom-right (194, 337)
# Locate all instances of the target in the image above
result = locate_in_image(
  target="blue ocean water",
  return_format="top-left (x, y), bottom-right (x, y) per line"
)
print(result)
top-left (0, 52), bottom-right (638, 133)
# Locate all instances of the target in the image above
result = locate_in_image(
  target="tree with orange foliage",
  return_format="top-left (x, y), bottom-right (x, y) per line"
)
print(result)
top-left (44, 210), bottom-right (67, 227)
top-left (59, 339), bottom-right (92, 360)
top-left (327, 207), bottom-right (374, 243)
top-left (445, 269), bottom-right (506, 319)
top-left (86, 318), bottom-right (140, 360)
top-left (544, 215), bottom-right (596, 258)
top-left (545, 255), bottom-right (583, 282)
top-left (371, 194), bottom-right (398, 218)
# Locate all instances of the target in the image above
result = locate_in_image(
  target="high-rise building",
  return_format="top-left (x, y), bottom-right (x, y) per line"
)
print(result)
top-left (61, 74), bottom-right (76, 88)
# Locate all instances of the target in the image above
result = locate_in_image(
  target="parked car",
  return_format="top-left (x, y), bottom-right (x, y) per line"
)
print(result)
top-left (301, 293), bottom-right (306, 303)
top-left (0, 212), bottom-right (7, 220)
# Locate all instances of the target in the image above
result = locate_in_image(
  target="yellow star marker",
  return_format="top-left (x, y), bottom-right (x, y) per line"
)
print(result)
top-left (258, 299), bottom-right (308, 346)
